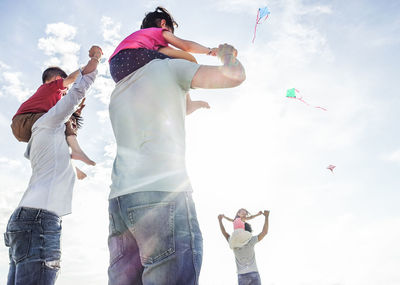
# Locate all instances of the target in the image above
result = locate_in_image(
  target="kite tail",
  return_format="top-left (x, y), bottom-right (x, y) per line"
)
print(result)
top-left (252, 9), bottom-right (261, 43)
top-left (297, 97), bottom-right (310, 106)
top-left (314, 106), bottom-right (327, 111)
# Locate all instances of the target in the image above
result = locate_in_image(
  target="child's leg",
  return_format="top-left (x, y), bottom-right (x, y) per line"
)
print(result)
top-left (66, 135), bottom-right (96, 166)
top-left (158, 47), bottom-right (198, 63)
top-left (65, 118), bottom-right (95, 166)
top-left (11, 113), bottom-right (46, 142)
top-left (75, 167), bottom-right (87, 180)
top-left (109, 49), bottom-right (170, 83)
top-left (186, 93), bottom-right (210, 115)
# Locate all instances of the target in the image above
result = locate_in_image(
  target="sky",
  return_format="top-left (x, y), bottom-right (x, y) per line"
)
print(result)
top-left (0, 0), bottom-right (400, 284)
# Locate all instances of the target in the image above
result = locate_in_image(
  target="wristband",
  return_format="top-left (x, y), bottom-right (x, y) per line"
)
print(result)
top-left (207, 48), bottom-right (212, 55)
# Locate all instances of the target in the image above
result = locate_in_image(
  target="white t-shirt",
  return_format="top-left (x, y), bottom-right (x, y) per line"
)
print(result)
top-left (108, 59), bottom-right (200, 199)
top-left (18, 71), bottom-right (97, 216)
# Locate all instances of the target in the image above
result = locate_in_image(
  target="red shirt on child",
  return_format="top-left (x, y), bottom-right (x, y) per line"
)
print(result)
top-left (13, 79), bottom-right (65, 118)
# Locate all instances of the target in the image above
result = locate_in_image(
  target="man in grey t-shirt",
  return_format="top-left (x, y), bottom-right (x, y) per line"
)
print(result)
top-left (218, 210), bottom-right (270, 285)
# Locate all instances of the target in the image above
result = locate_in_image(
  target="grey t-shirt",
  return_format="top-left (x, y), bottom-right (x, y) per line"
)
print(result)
top-left (233, 236), bottom-right (259, 274)
top-left (109, 59), bottom-right (200, 199)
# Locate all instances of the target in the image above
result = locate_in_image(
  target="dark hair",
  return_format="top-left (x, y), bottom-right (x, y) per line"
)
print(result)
top-left (42, 67), bottom-right (67, 83)
top-left (71, 113), bottom-right (83, 129)
top-left (244, 222), bottom-right (252, 233)
top-left (235, 208), bottom-right (250, 219)
top-left (140, 6), bottom-right (178, 33)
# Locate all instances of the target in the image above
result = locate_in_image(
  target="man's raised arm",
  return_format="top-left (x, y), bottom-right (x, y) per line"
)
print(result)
top-left (258, 210), bottom-right (270, 242)
top-left (218, 214), bottom-right (230, 242)
top-left (191, 44), bottom-right (246, 89)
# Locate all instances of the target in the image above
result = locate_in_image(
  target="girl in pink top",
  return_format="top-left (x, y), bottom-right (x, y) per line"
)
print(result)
top-left (109, 6), bottom-right (217, 113)
top-left (222, 208), bottom-right (263, 249)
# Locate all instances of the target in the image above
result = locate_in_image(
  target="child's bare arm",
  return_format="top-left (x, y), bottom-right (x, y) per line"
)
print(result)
top-left (162, 31), bottom-right (217, 55)
top-left (245, 211), bottom-right (263, 221)
top-left (222, 214), bottom-right (234, 222)
top-left (159, 46), bottom-right (198, 63)
top-left (63, 70), bottom-right (80, 87)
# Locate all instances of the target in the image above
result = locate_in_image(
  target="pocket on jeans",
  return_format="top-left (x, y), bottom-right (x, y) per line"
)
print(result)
top-left (128, 202), bottom-right (175, 265)
top-left (6, 230), bottom-right (32, 263)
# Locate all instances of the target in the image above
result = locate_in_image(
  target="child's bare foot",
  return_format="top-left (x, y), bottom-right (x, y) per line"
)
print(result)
top-left (186, 100), bottom-right (210, 115)
top-left (71, 151), bottom-right (96, 166)
top-left (76, 167), bottom-right (87, 180)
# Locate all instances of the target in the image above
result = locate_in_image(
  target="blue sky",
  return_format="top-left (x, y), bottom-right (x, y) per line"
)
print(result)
top-left (1, 0), bottom-right (399, 284)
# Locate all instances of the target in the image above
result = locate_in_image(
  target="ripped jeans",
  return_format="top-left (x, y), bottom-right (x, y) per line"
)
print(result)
top-left (4, 207), bottom-right (62, 285)
top-left (108, 191), bottom-right (203, 285)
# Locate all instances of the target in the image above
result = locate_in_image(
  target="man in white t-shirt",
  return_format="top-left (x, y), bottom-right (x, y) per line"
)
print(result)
top-left (218, 210), bottom-right (270, 285)
top-left (4, 68), bottom-right (98, 285)
top-left (107, 44), bottom-right (246, 284)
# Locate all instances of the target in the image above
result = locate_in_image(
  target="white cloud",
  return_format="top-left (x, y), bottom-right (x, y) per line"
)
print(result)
top-left (37, 22), bottom-right (80, 73)
top-left (0, 157), bottom-right (23, 168)
top-left (0, 62), bottom-right (32, 102)
top-left (101, 16), bottom-right (121, 49)
top-left (88, 16), bottom-right (121, 106)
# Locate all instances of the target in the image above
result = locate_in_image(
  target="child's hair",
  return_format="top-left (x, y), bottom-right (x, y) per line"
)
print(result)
top-left (235, 208), bottom-right (250, 219)
top-left (140, 6), bottom-right (178, 33)
top-left (42, 67), bottom-right (68, 83)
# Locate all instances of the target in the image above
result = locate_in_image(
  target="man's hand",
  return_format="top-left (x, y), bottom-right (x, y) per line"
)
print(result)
top-left (89, 45), bottom-right (103, 60)
top-left (262, 210), bottom-right (270, 217)
top-left (218, 214), bottom-right (224, 221)
top-left (216, 44), bottom-right (238, 60)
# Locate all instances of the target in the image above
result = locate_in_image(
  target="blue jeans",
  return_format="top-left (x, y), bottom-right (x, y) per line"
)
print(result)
top-left (238, 271), bottom-right (262, 285)
top-left (4, 207), bottom-right (62, 285)
top-left (108, 191), bottom-right (203, 285)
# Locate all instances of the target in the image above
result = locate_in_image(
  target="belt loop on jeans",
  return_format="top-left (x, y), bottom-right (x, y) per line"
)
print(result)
top-left (35, 209), bottom-right (42, 221)
top-left (16, 207), bottom-right (23, 219)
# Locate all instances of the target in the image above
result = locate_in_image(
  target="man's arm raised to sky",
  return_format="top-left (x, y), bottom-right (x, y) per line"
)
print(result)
top-left (258, 210), bottom-right (270, 242)
top-left (218, 214), bottom-right (230, 242)
top-left (191, 44), bottom-right (246, 89)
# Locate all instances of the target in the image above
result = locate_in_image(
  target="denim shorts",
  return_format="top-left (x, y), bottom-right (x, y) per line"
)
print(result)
top-left (4, 207), bottom-right (62, 285)
top-left (108, 191), bottom-right (203, 285)
top-left (238, 271), bottom-right (262, 285)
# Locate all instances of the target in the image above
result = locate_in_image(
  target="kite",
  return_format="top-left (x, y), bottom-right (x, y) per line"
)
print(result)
top-left (286, 88), bottom-right (327, 111)
top-left (252, 7), bottom-right (270, 43)
top-left (326, 165), bottom-right (336, 173)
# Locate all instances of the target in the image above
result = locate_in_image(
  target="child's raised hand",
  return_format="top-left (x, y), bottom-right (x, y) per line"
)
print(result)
top-left (89, 45), bottom-right (103, 60)
top-left (262, 210), bottom-right (270, 217)
top-left (209, 47), bottom-right (218, 56)
top-left (218, 214), bottom-right (224, 221)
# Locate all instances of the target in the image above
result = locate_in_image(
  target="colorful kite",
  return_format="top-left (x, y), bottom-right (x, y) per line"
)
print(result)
top-left (326, 165), bottom-right (336, 173)
top-left (286, 88), bottom-right (327, 111)
top-left (252, 7), bottom-right (270, 43)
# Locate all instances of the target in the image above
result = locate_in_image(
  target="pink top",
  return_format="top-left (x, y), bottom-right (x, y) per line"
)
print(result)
top-left (109, 27), bottom-right (169, 61)
top-left (233, 218), bottom-right (245, 230)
